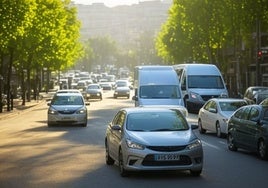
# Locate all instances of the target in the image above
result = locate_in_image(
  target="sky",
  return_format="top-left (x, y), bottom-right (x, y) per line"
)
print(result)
top-left (72, 0), bottom-right (157, 7)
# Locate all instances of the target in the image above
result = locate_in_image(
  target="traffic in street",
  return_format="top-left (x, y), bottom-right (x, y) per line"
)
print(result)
top-left (0, 90), bottom-right (268, 188)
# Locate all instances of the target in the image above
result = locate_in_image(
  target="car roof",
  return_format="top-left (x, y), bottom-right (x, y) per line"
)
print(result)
top-left (54, 92), bottom-right (83, 96)
top-left (56, 89), bottom-right (81, 93)
top-left (209, 98), bottom-right (247, 102)
top-left (121, 107), bottom-right (185, 114)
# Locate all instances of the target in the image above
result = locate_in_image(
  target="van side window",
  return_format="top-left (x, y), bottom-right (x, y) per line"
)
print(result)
top-left (180, 71), bottom-right (186, 88)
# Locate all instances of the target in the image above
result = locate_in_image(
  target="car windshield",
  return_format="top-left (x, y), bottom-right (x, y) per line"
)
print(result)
top-left (188, 75), bottom-right (224, 89)
top-left (126, 110), bottom-right (189, 131)
top-left (140, 85), bottom-right (181, 99)
top-left (88, 85), bottom-right (99, 89)
top-left (219, 101), bottom-right (247, 111)
top-left (51, 95), bottom-right (84, 105)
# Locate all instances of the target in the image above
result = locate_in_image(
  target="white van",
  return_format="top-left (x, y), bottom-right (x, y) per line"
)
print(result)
top-left (173, 64), bottom-right (228, 113)
top-left (132, 65), bottom-right (184, 107)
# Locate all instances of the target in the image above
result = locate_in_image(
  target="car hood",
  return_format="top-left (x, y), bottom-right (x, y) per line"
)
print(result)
top-left (139, 98), bottom-right (184, 106)
top-left (50, 105), bottom-right (84, 111)
top-left (87, 89), bottom-right (101, 93)
top-left (127, 130), bottom-right (196, 146)
top-left (115, 87), bottom-right (130, 91)
top-left (188, 88), bottom-right (228, 96)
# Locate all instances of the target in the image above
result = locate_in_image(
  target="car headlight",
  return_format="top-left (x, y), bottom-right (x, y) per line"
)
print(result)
top-left (114, 91), bottom-right (118, 95)
top-left (186, 139), bottom-right (202, 150)
top-left (48, 108), bottom-right (58, 115)
top-left (189, 91), bottom-right (202, 101)
top-left (126, 139), bottom-right (145, 150)
top-left (222, 118), bottom-right (228, 123)
top-left (76, 107), bottom-right (87, 114)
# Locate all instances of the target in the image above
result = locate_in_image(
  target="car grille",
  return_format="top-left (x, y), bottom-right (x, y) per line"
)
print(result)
top-left (147, 145), bottom-right (186, 152)
top-left (142, 155), bottom-right (192, 166)
top-left (58, 110), bottom-right (75, 114)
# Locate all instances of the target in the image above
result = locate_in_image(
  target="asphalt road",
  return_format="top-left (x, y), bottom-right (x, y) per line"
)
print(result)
top-left (0, 90), bottom-right (268, 188)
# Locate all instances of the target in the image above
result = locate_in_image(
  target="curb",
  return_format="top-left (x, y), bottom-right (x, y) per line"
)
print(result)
top-left (0, 100), bottom-right (46, 120)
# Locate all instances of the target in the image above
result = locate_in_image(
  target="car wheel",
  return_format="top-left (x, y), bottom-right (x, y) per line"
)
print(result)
top-left (190, 169), bottom-right (202, 176)
top-left (81, 123), bottom-right (87, 127)
top-left (119, 148), bottom-right (129, 177)
top-left (227, 134), bottom-right (237, 151)
top-left (258, 140), bottom-right (268, 160)
top-left (198, 119), bottom-right (206, 134)
top-left (216, 122), bottom-right (222, 138)
top-left (105, 141), bottom-right (115, 165)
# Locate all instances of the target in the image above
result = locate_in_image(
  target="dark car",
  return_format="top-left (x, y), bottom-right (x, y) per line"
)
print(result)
top-left (86, 84), bottom-right (103, 100)
top-left (113, 86), bottom-right (130, 99)
top-left (243, 86), bottom-right (268, 104)
top-left (227, 104), bottom-right (268, 160)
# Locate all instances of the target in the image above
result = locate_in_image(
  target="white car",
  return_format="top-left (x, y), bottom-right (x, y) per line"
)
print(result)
top-left (105, 107), bottom-right (203, 177)
top-left (198, 98), bottom-right (247, 137)
top-left (47, 92), bottom-right (90, 127)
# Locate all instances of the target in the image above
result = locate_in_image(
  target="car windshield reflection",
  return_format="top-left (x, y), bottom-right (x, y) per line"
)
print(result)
top-left (126, 111), bottom-right (189, 131)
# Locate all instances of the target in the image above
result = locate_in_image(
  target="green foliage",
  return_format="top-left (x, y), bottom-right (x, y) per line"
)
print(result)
top-left (155, 0), bottom-right (268, 64)
top-left (0, 0), bottom-right (83, 71)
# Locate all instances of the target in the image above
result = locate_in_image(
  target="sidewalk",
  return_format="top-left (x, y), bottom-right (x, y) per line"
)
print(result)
top-left (0, 99), bottom-right (46, 120)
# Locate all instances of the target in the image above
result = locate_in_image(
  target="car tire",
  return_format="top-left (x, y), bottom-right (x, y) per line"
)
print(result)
top-left (216, 122), bottom-right (222, 138)
top-left (198, 119), bottom-right (206, 134)
top-left (105, 141), bottom-right (115, 165)
top-left (81, 123), bottom-right (87, 127)
top-left (119, 149), bottom-right (129, 177)
top-left (227, 134), bottom-right (237, 151)
top-left (190, 169), bottom-right (202, 176)
top-left (258, 140), bottom-right (268, 160)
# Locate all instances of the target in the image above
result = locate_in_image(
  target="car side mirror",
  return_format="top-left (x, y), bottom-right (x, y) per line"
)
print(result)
top-left (132, 96), bottom-right (137, 101)
top-left (111, 124), bottom-right (121, 131)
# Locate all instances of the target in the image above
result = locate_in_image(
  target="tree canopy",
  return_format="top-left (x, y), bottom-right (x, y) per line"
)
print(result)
top-left (155, 0), bottom-right (268, 65)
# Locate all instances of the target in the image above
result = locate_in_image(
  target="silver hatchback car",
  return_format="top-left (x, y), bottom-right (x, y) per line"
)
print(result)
top-left (105, 107), bottom-right (203, 177)
top-left (47, 92), bottom-right (89, 127)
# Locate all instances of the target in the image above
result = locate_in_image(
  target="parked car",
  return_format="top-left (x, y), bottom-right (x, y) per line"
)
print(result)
top-left (105, 107), bottom-right (203, 177)
top-left (198, 98), bottom-right (248, 137)
top-left (243, 86), bottom-right (268, 104)
top-left (227, 104), bottom-right (268, 160)
top-left (260, 98), bottom-right (268, 106)
top-left (47, 92), bottom-right (90, 127)
top-left (86, 84), bottom-right (103, 100)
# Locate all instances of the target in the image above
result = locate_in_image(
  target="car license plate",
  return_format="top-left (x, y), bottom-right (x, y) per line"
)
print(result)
top-left (154, 154), bottom-right (180, 161)
top-left (62, 117), bottom-right (73, 121)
